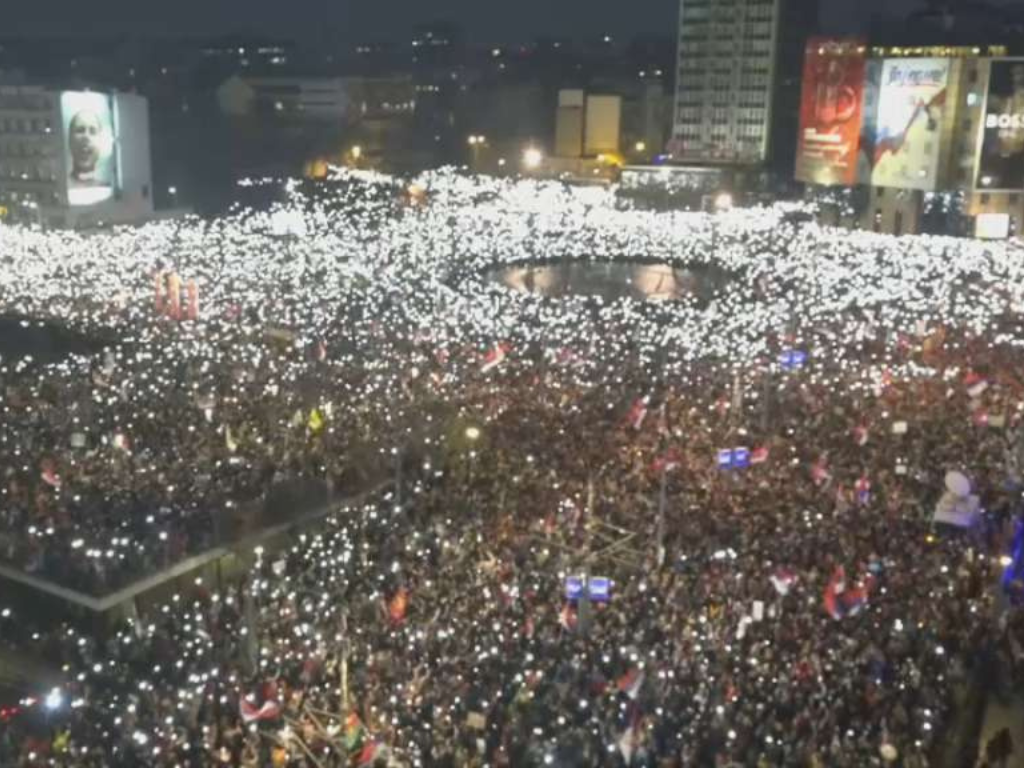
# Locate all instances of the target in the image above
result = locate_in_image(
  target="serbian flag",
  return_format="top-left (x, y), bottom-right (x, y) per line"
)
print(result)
top-left (770, 567), bottom-right (798, 596)
top-left (811, 456), bottom-right (831, 486)
top-left (239, 695), bottom-right (281, 723)
top-left (617, 667), bottom-right (644, 700)
top-left (750, 446), bottom-right (769, 465)
top-left (388, 587), bottom-right (409, 625)
top-left (480, 342), bottom-right (510, 373)
top-left (823, 566), bottom-right (872, 620)
top-left (651, 448), bottom-right (682, 474)
top-left (625, 397), bottom-right (649, 430)
top-left (853, 425), bottom-right (869, 447)
top-left (40, 459), bottom-right (61, 489)
top-left (965, 371), bottom-right (988, 399)
top-left (855, 474), bottom-right (871, 505)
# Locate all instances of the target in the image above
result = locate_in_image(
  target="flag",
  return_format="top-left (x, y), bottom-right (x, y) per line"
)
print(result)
top-left (167, 272), bottom-right (182, 320)
top-left (307, 408), bottom-right (324, 433)
top-left (112, 433), bottom-right (131, 453)
top-left (853, 425), bottom-right (869, 446)
top-left (558, 602), bottom-right (577, 630)
top-left (651, 449), bottom-right (681, 474)
top-left (480, 342), bottom-right (510, 373)
top-left (616, 668), bottom-right (645, 700)
top-left (185, 279), bottom-right (199, 321)
top-left (965, 371), bottom-right (988, 399)
top-left (225, 425), bottom-right (238, 453)
top-left (344, 712), bottom-right (365, 752)
top-left (855, 474), bottom-right (871, 505)
top-left (239, 696), bottom-right (281, 723)
top-left (40, 460), bottom-right (61, 489)
top-left (823, 566), bottom-right (873, 620)
top-left (625, 397), bottom-right (649, 430)
top-left (770, 567), bottom-right (798, 596)
top-left (811, 456), bottom-right (831, 486)
top-left (357, 741), bottom-right (384, 767)
top-left (388, 587), bottom-right (408, 625)
top-left (314, 340), bottom-right (327, 362)
top-left (750, 445), bottom-right (770, 465)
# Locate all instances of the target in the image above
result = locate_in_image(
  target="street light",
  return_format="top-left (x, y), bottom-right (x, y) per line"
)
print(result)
top-left (350, 145), bottom-right (363, 165)
top-left (522, 146), bottom-right (543, 171)
top-left (465, 426), bottom-right (481, 442)
top-left (634, 141), bottom-right (647, 153)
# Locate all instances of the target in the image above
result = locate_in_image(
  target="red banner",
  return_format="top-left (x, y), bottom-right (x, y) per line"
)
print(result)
top-left (795, 38), bottom-right (867, 186)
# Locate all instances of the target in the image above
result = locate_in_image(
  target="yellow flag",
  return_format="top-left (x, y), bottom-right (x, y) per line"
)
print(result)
top-left (308, 408), bottom-right (324, 433)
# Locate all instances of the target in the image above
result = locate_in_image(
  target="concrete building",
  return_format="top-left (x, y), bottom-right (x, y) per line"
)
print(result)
top-left (670, 0), bottom-right (816, 169)
top-left (0, 86), bottom-right (153, 228)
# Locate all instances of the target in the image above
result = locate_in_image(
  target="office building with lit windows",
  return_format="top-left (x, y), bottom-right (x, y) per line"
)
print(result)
top-left (670, 0), bottom-right (816, 171)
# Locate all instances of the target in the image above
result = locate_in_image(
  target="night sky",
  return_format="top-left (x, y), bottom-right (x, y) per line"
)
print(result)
top-left (0, 0), bottom-right (968, 41)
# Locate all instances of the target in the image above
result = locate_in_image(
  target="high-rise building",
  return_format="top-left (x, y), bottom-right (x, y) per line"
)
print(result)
top-left (670, 0), bottom-right (817, 169)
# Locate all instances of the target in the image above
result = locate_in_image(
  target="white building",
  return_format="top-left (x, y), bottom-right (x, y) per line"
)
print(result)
top-left (671, 0), bottom-right (800, 166)
top-left (0, 86), bottom-right (153, 228)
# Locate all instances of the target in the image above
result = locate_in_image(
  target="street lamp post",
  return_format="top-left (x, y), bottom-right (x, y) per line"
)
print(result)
top-left (467, 135), bottom-right (487, 171)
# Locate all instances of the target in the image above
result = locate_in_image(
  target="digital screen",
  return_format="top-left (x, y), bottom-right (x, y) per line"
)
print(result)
top-left (976, 59), bottom-right (1024, 191)
top-left (795, 39), bottom-right (867, 186)
top-left (61, 91), bottom-right (118, 207)
top-left (871, 59), bottom-right (949, 191)
top-left (975, 212), bottom-right (1011, 239)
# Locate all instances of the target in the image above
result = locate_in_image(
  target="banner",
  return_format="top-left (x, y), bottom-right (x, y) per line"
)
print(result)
top-left (795, 39), bottom-right (867, 186)
top-left (976, 59), bottom-right (1024, 190)
top-left (870, 58), bottom-right (949, 190)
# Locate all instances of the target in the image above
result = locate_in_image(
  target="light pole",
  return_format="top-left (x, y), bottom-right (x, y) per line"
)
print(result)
top-left (467, 135), bottom-right (487, 172)
top-left (522, 145), bottom-right (543, 173)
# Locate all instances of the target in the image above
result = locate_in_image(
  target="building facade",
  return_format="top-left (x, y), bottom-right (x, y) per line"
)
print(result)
top-left (671, 0), bottom-right (815, 168)
top-left (796, 43), bottom-right (1024, 237)
top-left (0, 86), bottom-right (153, 228)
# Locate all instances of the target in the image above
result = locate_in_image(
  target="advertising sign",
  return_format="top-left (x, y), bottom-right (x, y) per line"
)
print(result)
top-left (870, 59), bottom-right (949, 190)
top-left (975, 212), bottom-right (1011, 239)
top-left (795, 39), bottom-right (867, 186)
top-left (977, 59), bottom-right (1024, 190)
top-left (60, 91), bottom-right (118, 207)
top-left (565, 576), bottom-right (612, 603)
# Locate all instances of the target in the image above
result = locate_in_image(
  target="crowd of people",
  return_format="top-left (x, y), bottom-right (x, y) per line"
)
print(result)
top-left (1, 169), bottom-right (1023, 766)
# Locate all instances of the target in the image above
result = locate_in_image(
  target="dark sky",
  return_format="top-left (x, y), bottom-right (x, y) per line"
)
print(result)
top-left (4, 0), bottom-right (929, 41)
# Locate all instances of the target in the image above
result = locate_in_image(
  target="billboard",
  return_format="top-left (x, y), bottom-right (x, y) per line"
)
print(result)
top-left (870, 59), bottom-right (949, 190)
top-left (976, 212), bottom-right (1011, 239)
top-left (795, 39), bottom-right (867, 186)
top-left (976, 59), bottom-right (1024, 190)
top-left (61, 91), bottom-right (118, 207)
top-left (856, 58), bottom-right (883, 183)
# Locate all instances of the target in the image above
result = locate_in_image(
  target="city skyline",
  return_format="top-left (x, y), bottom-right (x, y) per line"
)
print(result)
top-left (6, 0), bottom-right (933, 43)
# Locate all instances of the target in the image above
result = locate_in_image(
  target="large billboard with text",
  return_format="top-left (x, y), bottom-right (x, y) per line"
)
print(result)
top-left (976, 59), bottom-right (1024, 191)
top-left (61, 91), bottom-right (118, 207)
top-left (795, 39), bottom-right (867, 186)
top-left (870, 59), bottom-right (949, 190)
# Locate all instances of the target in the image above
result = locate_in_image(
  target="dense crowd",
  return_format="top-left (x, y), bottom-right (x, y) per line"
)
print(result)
top-left (1, 169), bottom-right (1023, 766)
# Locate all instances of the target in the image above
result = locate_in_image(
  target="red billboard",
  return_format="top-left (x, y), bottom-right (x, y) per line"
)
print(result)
top-left (795, 38), bottom-right (867, 186)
